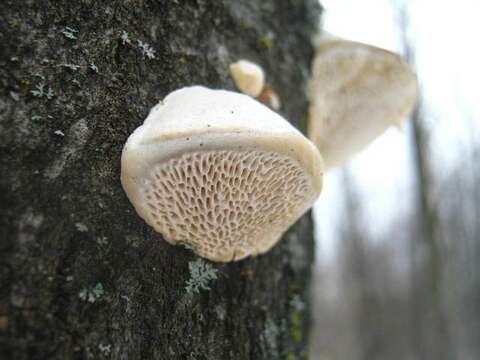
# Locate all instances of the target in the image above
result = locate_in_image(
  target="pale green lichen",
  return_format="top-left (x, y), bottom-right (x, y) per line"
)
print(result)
top-left (61, 26), bottom-right (78, 40)
top-left (98, 343), bottom-right (111, 356)
top-left (215, 304), bottom-right (226, 320)
top-left (120, 30), bottom-right (131, 45)
top-left (34, 73), bottom-right (45, 81)
top-left (31, 83), bottom-right (55, 100)
top-left (188, 351), bottom-right (203, 360)
top-left (119, 31), bottom-right (155, 59)
top-left (262, 319), bottom-right (280, 355)
top-left (31, 113), bottom-right (53, 121)
top-left (137, 40), bottom-right (156, 59)
top-left (289, 294), bottom-right (305, 312)
top-left (79, 282), bottom-right (104, 303)
top-left (96, 236), bottom-right (108, 246)
top-left (185, 259), bottom-right (218, 294)
top-left (89, 62), bottom-right (99, 73)
top-left (125, 234), bottom-right (142, 248)
top-left (287, 232), bottom-right (307, 271)
top-left (59, 63), bottom-right (80, 71)
top-left (75, 222), bottom-right (88, 232)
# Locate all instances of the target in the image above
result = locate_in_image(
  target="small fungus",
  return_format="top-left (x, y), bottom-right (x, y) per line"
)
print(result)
top-left (229, 60), bottom-right (265, 97)
top-left (121, 86), bottom-right (323, 262)
top-left (308, 33), bottom-right (418, 169)
top-left (257, 85), bottom-right (281, 110)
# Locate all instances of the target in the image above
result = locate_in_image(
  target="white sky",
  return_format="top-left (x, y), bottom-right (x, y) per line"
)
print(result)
top-left (313, 0), bottom-right (480, 264)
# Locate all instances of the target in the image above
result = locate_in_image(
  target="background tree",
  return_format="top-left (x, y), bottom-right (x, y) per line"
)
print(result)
top-left (311, 1), bottom-right (480, 359)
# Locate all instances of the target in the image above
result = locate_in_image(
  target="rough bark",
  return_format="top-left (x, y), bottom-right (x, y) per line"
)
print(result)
top-left (0, 1), bottom-right (321, 359)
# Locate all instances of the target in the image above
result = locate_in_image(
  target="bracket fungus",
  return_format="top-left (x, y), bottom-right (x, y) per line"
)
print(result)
top-left (308, 33), bottom-right (418, 169)
top-left (121, 86), bottom-right (323, 262)
top-left (229, 60), bottom-right (265, 98)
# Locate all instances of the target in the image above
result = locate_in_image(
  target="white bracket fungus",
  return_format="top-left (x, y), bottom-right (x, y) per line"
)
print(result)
top-left (229, 60), bottom-right (265, 98)
top-left (308, 33), bottom-right (418, 170)
top-left (121, 86), bottom-right (323, 262)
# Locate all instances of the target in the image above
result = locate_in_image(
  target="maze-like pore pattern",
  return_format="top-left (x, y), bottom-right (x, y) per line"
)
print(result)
top-left (143, 149), bottom-right (314, 261)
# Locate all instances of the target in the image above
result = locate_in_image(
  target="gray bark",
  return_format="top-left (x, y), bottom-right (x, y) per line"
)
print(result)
top-left (0, 0), bottom-right (321, 359)
top-left (397, 6), bottom-right (451, 359)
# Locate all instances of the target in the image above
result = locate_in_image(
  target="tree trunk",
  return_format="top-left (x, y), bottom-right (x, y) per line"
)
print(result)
top-left (397, 5), bottom-right (451, 359)
top-left (0, 1), bottom-right (321, 359)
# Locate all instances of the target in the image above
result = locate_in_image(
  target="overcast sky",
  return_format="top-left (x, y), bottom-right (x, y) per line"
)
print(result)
top-left (314, 0), bottom-right (480, 264)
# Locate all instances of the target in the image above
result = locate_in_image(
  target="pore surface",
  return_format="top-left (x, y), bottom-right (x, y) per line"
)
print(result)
top-left (143, 149), bottom-right (314, 261)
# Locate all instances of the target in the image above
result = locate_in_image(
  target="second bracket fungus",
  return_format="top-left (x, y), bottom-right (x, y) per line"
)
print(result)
top-left (308, 33), bottom-right (418, 169)
top-left (229, 60), bottom-right (265, 98)
top-left (121, 86), bottom-right (323, 262)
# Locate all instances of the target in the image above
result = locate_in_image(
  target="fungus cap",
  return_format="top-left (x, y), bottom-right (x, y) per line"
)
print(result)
top-left (308, 34), bottom-right (418, 169)
top-left (229, 60), bottom-right (265, 97)
top-left (121, 86), bottom-right (323, 262)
